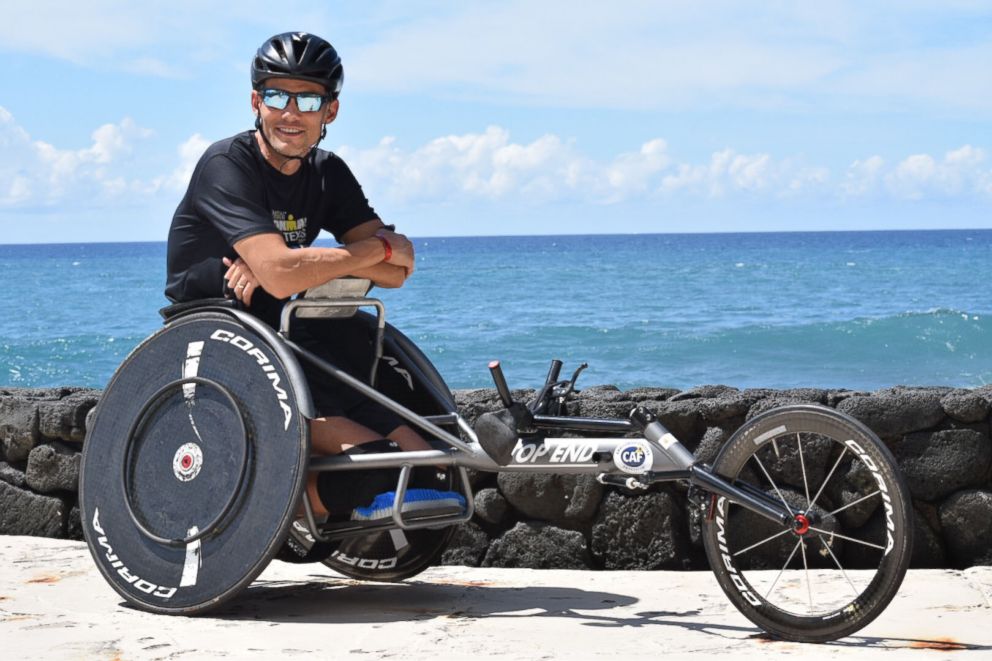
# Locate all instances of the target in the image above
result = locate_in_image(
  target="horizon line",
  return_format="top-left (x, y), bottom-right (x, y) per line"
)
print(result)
top-left (2, 226), bottom-right (992, 248)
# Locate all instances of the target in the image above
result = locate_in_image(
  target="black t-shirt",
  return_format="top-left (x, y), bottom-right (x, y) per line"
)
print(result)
top-left (164, 131), bottom-right (377, 326)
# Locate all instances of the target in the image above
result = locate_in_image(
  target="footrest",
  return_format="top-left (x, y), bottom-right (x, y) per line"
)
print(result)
top-left (352, 489), bottom-right (466, 522)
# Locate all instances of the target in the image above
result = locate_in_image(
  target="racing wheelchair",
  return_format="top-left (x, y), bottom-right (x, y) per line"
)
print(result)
top-left (80, 279), bottom-right (913, 643)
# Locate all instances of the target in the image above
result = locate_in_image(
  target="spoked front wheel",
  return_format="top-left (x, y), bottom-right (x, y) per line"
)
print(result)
top-left (701, 404), bottom-right (912, 642)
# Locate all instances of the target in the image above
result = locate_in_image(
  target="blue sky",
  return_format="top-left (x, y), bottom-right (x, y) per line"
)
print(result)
top-left (1, 1), bottom-right (990, 243)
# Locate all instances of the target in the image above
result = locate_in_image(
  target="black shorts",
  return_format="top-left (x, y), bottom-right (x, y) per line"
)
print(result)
top-left (291, 316), bottom-right (405, 436)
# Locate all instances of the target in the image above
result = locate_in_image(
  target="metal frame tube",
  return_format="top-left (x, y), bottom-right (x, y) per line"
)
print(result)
top-left (285, 339), bottom-right (475, 454)
top-left (280, 297), bottom-right (386, 387)
top-left (532, 415), bottom-right (634, 432)
top-left (689, 465), bottom-right (793, 526)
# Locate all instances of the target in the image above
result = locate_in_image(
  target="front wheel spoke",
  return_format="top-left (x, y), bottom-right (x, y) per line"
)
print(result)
top-left (808, 526), bottom-right (885, 551)
top-left (807, 447), bottom-right (848, 512)
top-left (751, 454), bottom-right (794, 517)
top-left (800, 539), bottom-right (814, 614)
top-left (797, 433), bottom-right (811, 506)
top-left (765, 538), bottom-right (803, 600)
top-left (732, 528), bottom-right (792, 558)
top-left (827, 489), bottom-right (881, 518)
top-left (817, 534), bottom-right (861, 598)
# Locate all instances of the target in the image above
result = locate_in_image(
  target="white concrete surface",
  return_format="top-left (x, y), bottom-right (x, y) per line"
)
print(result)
top-left (1, 536), bottom-right (990, 660)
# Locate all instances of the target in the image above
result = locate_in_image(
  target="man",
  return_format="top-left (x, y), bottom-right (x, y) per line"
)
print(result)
top-left (165, 32), bottom-right (463, 522)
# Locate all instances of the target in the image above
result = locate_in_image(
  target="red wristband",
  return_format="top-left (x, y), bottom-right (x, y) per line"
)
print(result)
top-left (375, 235), bottom-right (392, 261)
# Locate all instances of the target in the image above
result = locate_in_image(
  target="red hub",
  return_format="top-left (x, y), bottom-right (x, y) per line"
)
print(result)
top-left (793, 513), bottom-right (811, 535)
top-left (181, 455), bottom-right (193, 470)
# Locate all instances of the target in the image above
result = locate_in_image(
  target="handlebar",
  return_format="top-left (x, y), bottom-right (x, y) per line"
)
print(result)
top-left (488, 360), bottom-right (515, 408)
top-left (487, 358), bottom-right (586, 414)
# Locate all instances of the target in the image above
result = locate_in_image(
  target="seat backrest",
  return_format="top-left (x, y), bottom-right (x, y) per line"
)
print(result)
top-left (296, 278), bottom-right (373, 319)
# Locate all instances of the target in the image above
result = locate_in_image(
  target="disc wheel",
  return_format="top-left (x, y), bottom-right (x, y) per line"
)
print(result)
top-left (701, 405), bottom-right (912, 642)
top-left (80, 312), bottom-right (309, 614)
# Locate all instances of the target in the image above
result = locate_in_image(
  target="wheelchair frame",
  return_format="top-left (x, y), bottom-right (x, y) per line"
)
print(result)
top-left (276, 282), bottom-right (796, 546)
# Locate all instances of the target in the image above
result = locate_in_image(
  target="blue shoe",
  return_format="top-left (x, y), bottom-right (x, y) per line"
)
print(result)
top-left (351, 489), bottom-right (466, 522)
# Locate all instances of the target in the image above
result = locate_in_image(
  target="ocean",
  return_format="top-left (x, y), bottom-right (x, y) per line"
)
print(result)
top-left (1, 230), bottom-right (990, 392)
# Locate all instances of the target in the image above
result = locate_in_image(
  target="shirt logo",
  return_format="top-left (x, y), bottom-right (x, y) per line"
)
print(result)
top-left (272, 210), bottom-right (307, 244)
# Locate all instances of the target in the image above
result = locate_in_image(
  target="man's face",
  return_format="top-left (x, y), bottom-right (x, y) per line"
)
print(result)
top-left (251, 78), bottom-right (338, 159)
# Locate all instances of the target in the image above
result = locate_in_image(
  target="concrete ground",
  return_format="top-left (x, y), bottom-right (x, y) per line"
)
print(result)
top-left (1, 536), bottom-right (990, 660)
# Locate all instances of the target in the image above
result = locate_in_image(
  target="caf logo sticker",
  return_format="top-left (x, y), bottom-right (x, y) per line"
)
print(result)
top-left (613, 442), bottom-right (653, 474)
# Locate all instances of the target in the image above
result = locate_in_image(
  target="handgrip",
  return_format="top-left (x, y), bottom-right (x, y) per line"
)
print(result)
top-left (544, 359), bottom-right (563, 386)
top-left (488, 360), bottom-right (515, 407)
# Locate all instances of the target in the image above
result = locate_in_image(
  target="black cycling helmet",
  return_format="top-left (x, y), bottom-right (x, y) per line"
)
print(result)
top-left (251, 32), bottom-right (344, 99)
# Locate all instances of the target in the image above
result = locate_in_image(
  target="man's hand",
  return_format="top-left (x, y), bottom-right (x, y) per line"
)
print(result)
top-left (377, 229), bottom-right (415, 276)
top-left (223, 256), bottom-right (260, 306)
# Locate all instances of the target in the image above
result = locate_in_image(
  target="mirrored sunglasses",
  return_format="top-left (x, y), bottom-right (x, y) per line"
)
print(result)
top-left (260, 88), bottom-right (328, 113)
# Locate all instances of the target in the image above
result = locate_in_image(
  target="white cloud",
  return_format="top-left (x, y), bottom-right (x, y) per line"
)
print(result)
top-left (883, 146), bottom-right (989, 199)
top-left (841, 146), bottom-right (992, 200)
top-left (338, 129), bottom-right (992, 206)
top-left (338, 126), bottom-right (591, 203)
top-left (338, 127), bottom-right (679, 204)
top-left (146, 133), bottom-right (212, 193)
top-left (842, 156), bottom-right (886, 197)
top-left (3, 107), bottom-right (988, 216)
top-left (0, 106), bottom-right (197, 208)
top-left (658, 150), bottom-right (830, 198)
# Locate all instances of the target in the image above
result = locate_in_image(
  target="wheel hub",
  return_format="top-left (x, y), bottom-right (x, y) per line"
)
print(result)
top-left (792, 513), bottom-right (811, 536)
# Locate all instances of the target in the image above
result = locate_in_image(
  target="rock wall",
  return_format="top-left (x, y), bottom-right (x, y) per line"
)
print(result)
top-left (2, 384), bottom-right (990, 570)
top-left (0, 388), bottom-right (100, 540)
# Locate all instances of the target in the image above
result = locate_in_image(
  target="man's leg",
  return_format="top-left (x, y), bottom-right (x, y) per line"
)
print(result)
top-left (304, 417), bottom-right (432, 518)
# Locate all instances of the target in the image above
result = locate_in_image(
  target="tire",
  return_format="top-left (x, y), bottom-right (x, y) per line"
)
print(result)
top-left (81, 312), bottom-right (309, 614)
top-left (701, 405), bottom-right (912, 642)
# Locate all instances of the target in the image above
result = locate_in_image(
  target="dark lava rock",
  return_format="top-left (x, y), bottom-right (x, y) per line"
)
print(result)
top-left (694, 426), bottom-right (731, 465)
top-left (746, 397), bottom-right (814, 421)
top-left (0, 481), bottom-right (65, 537)
top-left (779, 389), bottom-right (830, 404)
top-left (440, 522), bottom-right (490, 567)
top-left (474, 487), bottom-right (510, 525)
top-left (497, 472), bottom-right (602, 526)
top-left (0, 461), bottom-right (27, 488)
top-left (749, 431), bottom-right (834, 494)
top-left (842, 505), bottom-right (942, 569)
top-left (837, 389), bottom-right (945, 439)
top-left (670, 385), bottom-right (739, 401)
top-left (67, 504), bottom-right (84, 541)
top-left (454, 388), bottom-right (535, 424)
top-left (826, 390), bottom-right (866, 407)
top-left (940, 390), bottom-right (991, 424)
top-left (826, 458), bottom-right (882, 529)
top-left (38, 388), bottom-right (100, 442)
top-left (576, 384), bottom-right (625, 401)
top-left (0, 396), bottom-right (40, 462)
top-left (590, 491), bottom-right (688, 570)
top-left (482, 521), bottom-right (590, 569)
top-left (893, 429), bottom-right (991, 502)
top-left (25, 442), bottom-right (81, 493)
top-left (939, 489), bottom-right (992, 567)
top-left (909, 509), bottom-right (945, 569)
top-left (573, 396), bottom-right (634, 420)
top-left (693, 395), bottom-right (751, 426)
top-left (622, 387), bottom-right (680, 402)
top-left (652, 400), bottom-right (704, 447)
